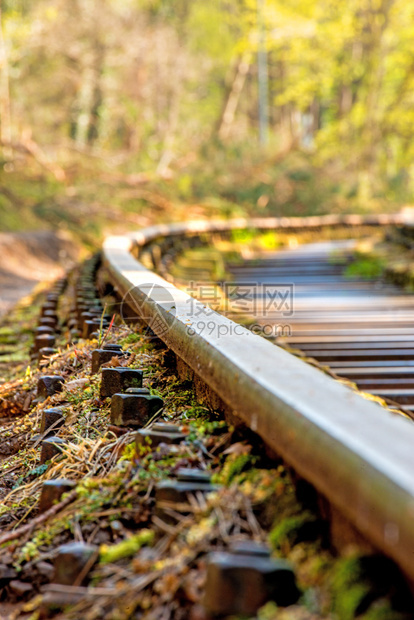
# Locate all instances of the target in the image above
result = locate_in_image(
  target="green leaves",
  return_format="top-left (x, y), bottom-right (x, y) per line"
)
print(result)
top-left (3, 0), bottom-right (414, 210)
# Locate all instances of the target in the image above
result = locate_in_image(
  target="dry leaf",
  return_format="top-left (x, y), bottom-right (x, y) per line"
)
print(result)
top-left (222, 442), bottom-right (252, 456)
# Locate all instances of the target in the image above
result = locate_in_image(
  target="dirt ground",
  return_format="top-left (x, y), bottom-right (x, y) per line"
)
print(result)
top-left (0, 231), bottom-right (79, 317)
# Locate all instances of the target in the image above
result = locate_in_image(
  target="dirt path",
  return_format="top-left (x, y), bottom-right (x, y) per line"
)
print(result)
top-left (0, 231), bottom-right (78, 316)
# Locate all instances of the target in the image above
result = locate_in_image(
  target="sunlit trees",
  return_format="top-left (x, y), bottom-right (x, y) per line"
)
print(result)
top-left (1, 0), bottom-right (414, 198)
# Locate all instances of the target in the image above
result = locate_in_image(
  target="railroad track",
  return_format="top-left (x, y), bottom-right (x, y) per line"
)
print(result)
top-left (2, 212), bottom-right (414, 618)
top-left (101, 213), bottom-right (414, 585)
top-left (224, 239), bottom-right (414, 417)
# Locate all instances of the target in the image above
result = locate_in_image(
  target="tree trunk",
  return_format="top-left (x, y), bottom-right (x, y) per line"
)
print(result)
top-left (0, 6), bottom-right (12, 160)
top-left (74, 47), bottom-right (104, 147)
top-left (72, 0), bottom-right (104, 147)
top-left (156, 54), bottom-right (186, 176)
top-left (217, 53), bottom-right (251, 141)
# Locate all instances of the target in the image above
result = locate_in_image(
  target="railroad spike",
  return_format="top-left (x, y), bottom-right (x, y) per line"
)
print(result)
top-left (33, 333), bottom-right (56, 353)
top-left (38, 479), bottom-right (76, 513)
top-left (40, 436), bottom-right (66, 464)
top-left (135, 422), bottom-right (187, 448)
top-left (38, 316), bottom-right (57, 329)
top-left (203, 541), bottom-right (300, 616)
top-left (91, 348), bottom-right (130, 374)
top-left (110, 392), bottom-right (163, 427)
top-left (43, 309), bottom-right (58, 323)
top-left (40, 301), bottom-right (58, 316)
top-left (34, 325), bottom-right (55, 336)
top-left (155, 468), bottom-right (220, 507)
top-left (38, 347), bottom-right (58, 364)
top-left (40, 407), bottom-right (65, 435)
top-left (37, 375), bottom-right (65, 399)
top-left (53, 542), bottom-right (98, 586)
top-left (100, 367), bottom-right (144, 399)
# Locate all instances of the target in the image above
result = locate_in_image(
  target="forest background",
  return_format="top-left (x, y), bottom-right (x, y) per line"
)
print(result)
top-left (0, 0), bottom-right (413, 247)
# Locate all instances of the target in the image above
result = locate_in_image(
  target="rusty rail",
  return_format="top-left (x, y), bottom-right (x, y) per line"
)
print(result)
top-left (102, 213), bottom-right (414, 580)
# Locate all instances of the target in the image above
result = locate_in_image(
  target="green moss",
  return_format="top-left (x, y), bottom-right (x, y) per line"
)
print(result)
top-left (214, 452), bottom-right (255, 486)
top-left (328, 555), bottom-right (410, 620)
top-left (231, 228), bottom-right (257, 244)
top-left (360, 601), bottom-right (410, 620)
top-left (334, 583), bottom-right (373, 620)
top-left (257, 601), bottom-right (278, 619)
top-left (345, 254), bottom-right (385, 279)
top-left (100, 529), bottom-right (154, 564)
top-left (120, 332), bottom-right (143, 345)
top-left (268, 511), bottom-right (319, 551)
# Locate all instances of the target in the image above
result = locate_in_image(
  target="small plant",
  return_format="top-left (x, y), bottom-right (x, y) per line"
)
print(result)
top-left (345, 254), bottom-right (385, 279)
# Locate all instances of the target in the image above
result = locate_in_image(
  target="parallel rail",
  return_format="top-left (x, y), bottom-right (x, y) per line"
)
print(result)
top-left (102, 213), bottom-right (414, 581)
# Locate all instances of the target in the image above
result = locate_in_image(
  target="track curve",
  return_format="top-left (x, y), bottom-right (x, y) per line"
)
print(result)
top-left (102, 214), bottom-right (414, 581)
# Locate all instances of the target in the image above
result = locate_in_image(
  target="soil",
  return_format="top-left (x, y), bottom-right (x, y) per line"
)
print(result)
top-left (0, 230), bottom-right (78, 316)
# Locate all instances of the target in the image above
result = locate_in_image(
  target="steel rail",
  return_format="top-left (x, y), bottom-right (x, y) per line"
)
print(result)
top-left (102, 214), bottom-right (414, 581)
top-left (130, 213), bottom-right (404, 248)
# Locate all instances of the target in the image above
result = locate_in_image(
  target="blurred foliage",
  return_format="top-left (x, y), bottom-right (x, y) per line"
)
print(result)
top-left (0, 0), bottom-right (414, 241)
top-left (345, 253), bottom-right (386, 279)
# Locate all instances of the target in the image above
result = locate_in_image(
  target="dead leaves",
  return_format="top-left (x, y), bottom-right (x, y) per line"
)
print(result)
top-left (0, 379), bottom-right (32, 419)
top-left (0, 397), bottom-right (26, 418)
top-left (64, 378), bottom-right (90, 392)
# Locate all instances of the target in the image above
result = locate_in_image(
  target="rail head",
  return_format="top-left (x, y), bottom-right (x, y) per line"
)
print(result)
top-left (126, 213), bottom-right (405, 249)
top-left (102, 215), bottom-right (414, 580)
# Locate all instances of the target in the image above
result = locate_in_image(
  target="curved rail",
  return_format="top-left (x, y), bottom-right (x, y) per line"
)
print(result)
top-left (102, 214), bottom-right (414, 580)
top-left (130, 213), bottom-right (403, 248)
